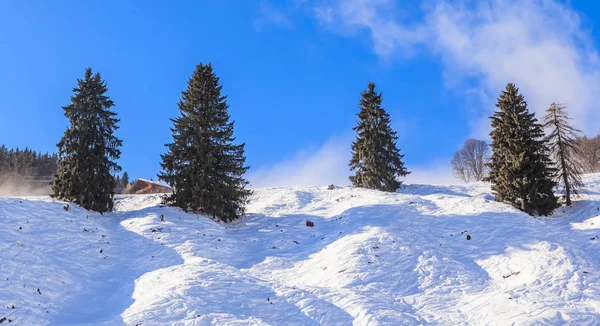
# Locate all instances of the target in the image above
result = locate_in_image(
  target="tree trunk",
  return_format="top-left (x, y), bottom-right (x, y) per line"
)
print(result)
top-left (564, 174), bottom-right (572, 206)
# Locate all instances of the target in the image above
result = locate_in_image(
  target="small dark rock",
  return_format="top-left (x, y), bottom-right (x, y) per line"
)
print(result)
top-left (466, 235), bottom-right (472, 240)
top-left (306, 220), bottom-right (314, 227)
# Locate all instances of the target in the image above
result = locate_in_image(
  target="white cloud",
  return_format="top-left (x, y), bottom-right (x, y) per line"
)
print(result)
top-left (405, 160), bottom-right (457, 185)
top-left (313, 0), bottom-right (426, 58)
top-left (427, 0), bottom-right (600, 136)
top-left (247, 132), bottom-right (455, 188)
top-left (254, 1), bottom-right (293, 31)
top-left (249, 0), bottom-right (600, 188)
top-left (308, 0), bottom-right (600, 135)
top-left (247, 134), bottom-right (352, 188)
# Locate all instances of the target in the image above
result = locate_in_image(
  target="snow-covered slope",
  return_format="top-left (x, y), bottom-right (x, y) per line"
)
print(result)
top-left (2, 175), bottom-right (600, 325)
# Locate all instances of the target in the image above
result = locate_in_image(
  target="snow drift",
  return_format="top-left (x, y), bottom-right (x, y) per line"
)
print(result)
top-left (2, 175), bottom-right (600, 325)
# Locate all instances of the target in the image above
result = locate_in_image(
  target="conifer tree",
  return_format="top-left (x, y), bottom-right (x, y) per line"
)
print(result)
top-left (543, 103), bottom-right (584, 206)
top-left (159, 63), bottom-right (251, 222)
top-left (349, 82), bottom-right (409, 192)
top-left (114, 172), bottom-right (129, 194)
top-left (485, 83), bottom-right (557, 215)
top-left (121, 171), bottom-right (129, 189)
top-left (51, 68), bottom-right (122, 213)
top-left (115, 175), bottom-right (122, 193)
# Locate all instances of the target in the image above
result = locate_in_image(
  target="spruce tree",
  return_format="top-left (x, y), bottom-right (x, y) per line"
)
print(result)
top-left (349, 82), bottom-right (409, 192)
top-left (543, 103), bottom-right (584, 206)
top-left (485, 83), bottom-right (557, 215)
top-left (115, 175), bottom-right (122, 194)
top-left (51, 68), bottom-right (122, 213)
top-left (121, 171), bottom-right (129, 189)
top-left (159, 63), bottom-right (251, 222)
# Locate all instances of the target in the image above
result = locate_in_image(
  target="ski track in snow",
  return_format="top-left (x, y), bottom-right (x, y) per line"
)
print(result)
top-left (2, 175), bottom-right (600, 325)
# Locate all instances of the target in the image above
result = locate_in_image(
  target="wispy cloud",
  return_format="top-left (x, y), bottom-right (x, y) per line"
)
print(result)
top-left (405, 159), bottom-right (457, 185)
top-left (312, 0), bottom-right (426, 58)
top-left (254, 1), bottom-right (293, 31)
top-left (249, 0), bottom-right (600, 187)
top-left (247, 134), bottom-right (457, 187)
top-left (307, 0), bottom-right (600, 135)
top-left (247, 134), bottom-right (352, 188)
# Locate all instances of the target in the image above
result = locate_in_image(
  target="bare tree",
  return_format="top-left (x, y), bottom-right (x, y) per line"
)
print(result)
top-left (451, 151), bottom-right (470, 183)
top-left (574, 134), bottom-right (600, 173)
top-left (451, 139), bottom-right (490, 183)
top-left (543, 103), bottom-right (584, 206)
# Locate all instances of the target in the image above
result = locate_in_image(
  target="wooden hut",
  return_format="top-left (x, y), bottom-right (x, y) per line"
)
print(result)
top-left (126, 178), bottom-right (172, 195)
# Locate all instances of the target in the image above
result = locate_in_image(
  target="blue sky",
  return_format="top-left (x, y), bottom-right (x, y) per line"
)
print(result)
top-left (1, 1), bottom-right (599, 186)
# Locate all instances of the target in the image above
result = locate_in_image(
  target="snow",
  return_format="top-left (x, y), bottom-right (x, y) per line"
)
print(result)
top-left (2, 175), bottom-right (600, 325)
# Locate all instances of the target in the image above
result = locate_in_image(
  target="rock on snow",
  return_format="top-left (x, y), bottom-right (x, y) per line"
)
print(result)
top-left (2, 175), bottom-right (600, 325)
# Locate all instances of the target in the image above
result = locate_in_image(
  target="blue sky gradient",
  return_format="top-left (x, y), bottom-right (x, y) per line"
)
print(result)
top-left (1, 1), bottom-right (599, 186)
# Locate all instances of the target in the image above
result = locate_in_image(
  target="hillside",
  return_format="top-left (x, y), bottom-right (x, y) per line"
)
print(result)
top-left (2, 175), bottom-right (600, 325)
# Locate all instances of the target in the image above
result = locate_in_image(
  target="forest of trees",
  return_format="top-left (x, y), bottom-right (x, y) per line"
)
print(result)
top-left (8, 62), bottom-right (596, 219)
top-left (574, 135), bottom-right (600, 173)
top-left (0, 146), bottom-right (59, 195)
top-left (0, 146), bottom-right (58, 178)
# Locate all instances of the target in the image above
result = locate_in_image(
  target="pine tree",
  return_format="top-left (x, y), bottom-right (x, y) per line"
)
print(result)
top-left (114, 172), bottom-right (130, 194)
top-left (349, 82), bottom-right (410, 192)
top-left (485, 83), bottom-right (557, 215)
top-left (115, 175), bottom-right (122, 194)
top-left (51, 68), bottom-right (122, 213)
top-left (543, 103), bottom-right (584, 206)
top-left (159, 63), bottom-right (251, 222)
top-left (121, 171), bottom-right (129, 189)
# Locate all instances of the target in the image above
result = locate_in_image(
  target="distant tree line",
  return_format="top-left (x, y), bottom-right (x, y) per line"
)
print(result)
top-left (574, 135), bottom-right (600, 173)
top-left (0, 146), bottom-right (58, 195)
top-left (0, 146), bottom-right (58, 178)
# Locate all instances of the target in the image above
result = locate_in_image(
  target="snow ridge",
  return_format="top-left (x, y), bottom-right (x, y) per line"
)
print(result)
top-left (2, 175), bottom-right (600, 325)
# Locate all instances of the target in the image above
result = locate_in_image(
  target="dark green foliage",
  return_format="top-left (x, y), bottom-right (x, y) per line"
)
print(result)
top-left (543, 103), bottom-right (584, 206)
top-left (485, 83), bottom-right (557, 215)
top-left (0, 146), bottom-right (58, 178)
top-left (0, 146), bottom-right (58, 194)
top-left (121, 171), bottom-right (129, 186)
top-left (114, 171), bottom-right (130, 194)
top-left (159, 63), bottom-right (251, 222)
top-left (51, 68), bottom-right (122, 213)
top-left (349, 82), bottom-right (410, 192)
